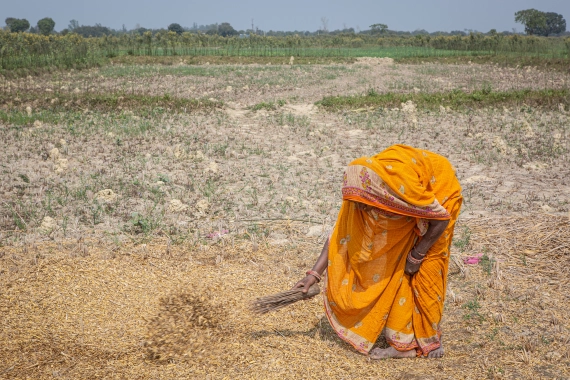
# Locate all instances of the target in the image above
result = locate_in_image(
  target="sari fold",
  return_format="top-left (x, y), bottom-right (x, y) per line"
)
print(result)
top-left (324, 145), bottom-right (462, 356)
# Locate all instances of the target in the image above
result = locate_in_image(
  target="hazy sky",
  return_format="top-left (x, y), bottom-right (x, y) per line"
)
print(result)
top-left (2, 0), bottom-right (569, 33)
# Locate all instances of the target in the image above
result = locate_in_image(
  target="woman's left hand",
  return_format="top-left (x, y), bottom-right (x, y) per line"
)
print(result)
top-left (404, 259), bottom-right (421, 276)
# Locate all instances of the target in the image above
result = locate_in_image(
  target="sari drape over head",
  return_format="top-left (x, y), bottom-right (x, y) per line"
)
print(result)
top-left (324, 145), bottom-right (462, 356)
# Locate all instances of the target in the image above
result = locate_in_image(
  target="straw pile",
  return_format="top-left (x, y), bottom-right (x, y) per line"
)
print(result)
top-left (144, 291), bottom-right (227, 363)
top-left (251, 283), bottom-right (321, 314)
top-left (0, 215), bottom-right (568, 379)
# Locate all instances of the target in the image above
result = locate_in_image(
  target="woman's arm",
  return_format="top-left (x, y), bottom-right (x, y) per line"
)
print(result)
top-left (404, 219), bottom-right (449, 276)
top-left (293, 237), bottom-right (330, 293)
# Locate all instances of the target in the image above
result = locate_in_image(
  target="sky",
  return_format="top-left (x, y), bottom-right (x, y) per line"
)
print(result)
top-left (2, 0), bottom-right (569, 33)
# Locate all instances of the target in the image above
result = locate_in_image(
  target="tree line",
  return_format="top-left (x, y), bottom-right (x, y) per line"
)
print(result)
top-left (4, 9), bottom-right (568, 38)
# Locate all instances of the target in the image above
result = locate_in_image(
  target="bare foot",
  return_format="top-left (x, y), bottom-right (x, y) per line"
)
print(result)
top-left (369, 346), bottom-right (416, 360)
top-left (427, 345), bottom-right (444, 358)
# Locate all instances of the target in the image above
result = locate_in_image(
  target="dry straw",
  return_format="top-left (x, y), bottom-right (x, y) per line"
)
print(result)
top-left (251, 283), bottom-right (321, 314)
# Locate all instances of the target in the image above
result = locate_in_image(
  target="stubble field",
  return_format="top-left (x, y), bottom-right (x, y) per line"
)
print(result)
top-left (1, 58), bottom-right (569, 379)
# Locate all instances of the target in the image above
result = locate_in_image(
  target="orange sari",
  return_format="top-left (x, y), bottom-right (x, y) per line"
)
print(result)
top-left (324, 145), bottom-right (462, 356)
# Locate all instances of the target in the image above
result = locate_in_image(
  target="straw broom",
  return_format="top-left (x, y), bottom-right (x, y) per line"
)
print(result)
top-left (251, 284), bottom-right (321, 314)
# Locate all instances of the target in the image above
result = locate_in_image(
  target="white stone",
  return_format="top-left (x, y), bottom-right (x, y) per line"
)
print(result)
top-left (196, 199), bottom-right (209, 212)
top-left (204, 161), bottom-right (219, 174)
top-left (168, 199), bottom-right (188, 213)
top-left (39, 216), bottom-right (57, 234)
top-left (49, 147), bottom-right (60, 160)
top-left (95, 189), bottom-right (118, 203)
top-left (53, 158), bottom-right (68, 173)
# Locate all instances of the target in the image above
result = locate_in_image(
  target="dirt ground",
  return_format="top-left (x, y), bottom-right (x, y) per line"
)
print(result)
top-left (1, 60), bottom-right (569, 379)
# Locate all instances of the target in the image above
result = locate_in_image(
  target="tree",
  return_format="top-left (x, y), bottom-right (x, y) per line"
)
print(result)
top-left (6, 18), bottom-right (30, 32)
top-left (72, 24), bottom-right (112, 37)
top-left (218, 22), bottom-right (237, 37)
top-left (545, 12), bottom-right (566, 35)
top-left (370, 23), bottom-right (388, 34)
top-left (515, 9), bottom-right (566, 36)
top-left (168, 23), bottom-right (184, 35)
top-left (68, 19), bottom-right (79, 30)
top-left (37, 17), bottom-right (56, 35)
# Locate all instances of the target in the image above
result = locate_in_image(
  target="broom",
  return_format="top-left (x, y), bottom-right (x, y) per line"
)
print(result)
top-left (251, 284), bottom-right (321, 314)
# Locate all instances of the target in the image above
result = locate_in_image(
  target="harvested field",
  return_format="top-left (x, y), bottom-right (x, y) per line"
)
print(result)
top-left (1, 60), bottom-right (569, 379)
top-left (1, 216), bottom-right (569, 379)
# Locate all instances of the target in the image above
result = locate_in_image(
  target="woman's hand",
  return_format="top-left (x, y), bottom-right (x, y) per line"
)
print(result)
top-left (293, 275), bottom-right (318, 294)
top-left (404, 259), bottom-right (421, 276)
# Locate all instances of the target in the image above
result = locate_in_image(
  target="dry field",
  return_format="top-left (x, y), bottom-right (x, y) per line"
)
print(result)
top-left (1, 58), bottom-right (569, 379)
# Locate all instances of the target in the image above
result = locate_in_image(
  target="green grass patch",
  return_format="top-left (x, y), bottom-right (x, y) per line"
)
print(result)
top-left (109, 55), bottom-right (356, 67)
top-left (0, 92), bottom-right (223, 118)
top-left (396, 55), bottom-right (570, 74)
top-left (316, 88), bottom-right (570, 111)
top-left (249, 99), bottom-right (286, 111)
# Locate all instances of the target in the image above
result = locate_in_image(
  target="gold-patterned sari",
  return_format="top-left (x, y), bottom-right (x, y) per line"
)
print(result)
top-left (324, 145), bottom-right (462, 356)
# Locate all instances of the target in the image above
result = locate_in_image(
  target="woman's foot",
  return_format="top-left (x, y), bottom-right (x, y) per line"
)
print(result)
top-left (369, 346), bottom-right (416, 360)
top-left (427, 345), bottom-right (444, 358)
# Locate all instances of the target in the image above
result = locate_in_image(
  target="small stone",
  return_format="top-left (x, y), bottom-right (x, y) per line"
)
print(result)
top-left (196, 199), bottom-right (209, 212)
top-left (168, 199), bottom-right (188, 213)
top-left (48, 147), bottom-right (60, 160)
top-left (39, 216), bottom-right (56, 234)
top-left (204, 161), bottom-right (219, 174)
top-left (95, 189), bottom-right (118, 203)
top-left (173, 144), bottom-right (184, 158)
top-left (306, 225), bottom-right (331, 238)
top-left (53, 158), bottom-right (68, 173)
top-left (194, 150), bottom-right (205, 160)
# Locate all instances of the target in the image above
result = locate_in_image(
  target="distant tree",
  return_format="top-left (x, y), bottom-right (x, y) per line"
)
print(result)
top-left (370, 23), bottom-right (388, 34)
top-left (68, 19), bottom-right (79, 30)
top-left (37, 17), bottom-right (56, 35)
top-left (218, 22), bottom-right (237, 37)
top-left (320, 17), bottom-right (329, 33)
top-left (73, 24), bottom-right (113, 37)
top-left (515, 9), bottom-right (566, 36)
top-left (133, 27), bottom-right (149, 35)
top-left (545, 12), bottom-right (566, 35)
top-left (168, 23), bottom-right (184, 35)
top-left (6, 18), bottom-right (30, 32)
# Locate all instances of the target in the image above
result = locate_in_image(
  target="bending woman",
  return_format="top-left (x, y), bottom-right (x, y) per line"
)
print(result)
top-left (294, 145), bottom-right (462, 359)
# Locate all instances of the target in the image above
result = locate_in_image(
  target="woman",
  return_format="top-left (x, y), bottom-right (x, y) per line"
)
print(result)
top-left (294, 144), bottom-right (462, 359)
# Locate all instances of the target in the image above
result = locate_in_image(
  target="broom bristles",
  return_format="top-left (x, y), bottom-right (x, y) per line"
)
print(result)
top-left (251, 284), bottom-right (321, 314)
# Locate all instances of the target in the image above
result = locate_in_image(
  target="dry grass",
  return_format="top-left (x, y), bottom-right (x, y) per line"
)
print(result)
top-left (0, 215), bottom-right (568, 379)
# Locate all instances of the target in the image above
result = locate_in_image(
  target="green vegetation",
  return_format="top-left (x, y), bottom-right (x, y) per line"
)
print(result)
top-left (463, 299), bottom-right (484, 321)
top-left (1, 29), bottom-right (569, 75)
top-left (316, 88), bottom-right (570, 111)
top-left (0, 92), bottom-right (222, 116)
top-left (250, 99), bottom-right (286, 111)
